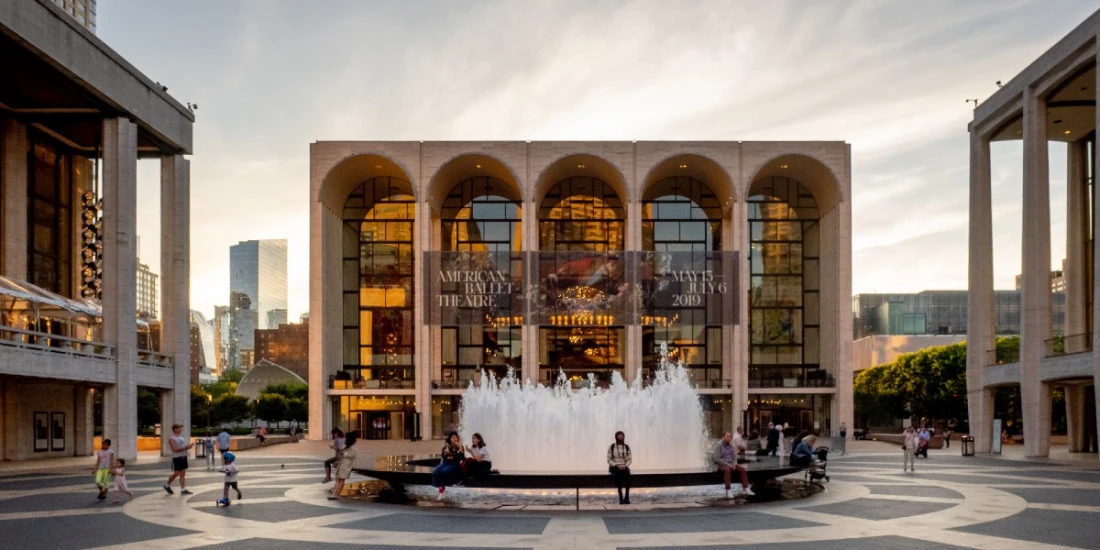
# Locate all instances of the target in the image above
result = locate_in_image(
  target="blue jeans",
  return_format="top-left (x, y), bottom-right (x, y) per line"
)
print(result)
top-left (432, 462), bottom-right (462, 487)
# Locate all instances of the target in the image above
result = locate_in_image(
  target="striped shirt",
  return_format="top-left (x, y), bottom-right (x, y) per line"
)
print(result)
top-left (607, 443), bottom-right (632, 468)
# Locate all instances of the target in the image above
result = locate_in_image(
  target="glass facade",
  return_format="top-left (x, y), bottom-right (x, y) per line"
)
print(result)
top-left (538, 177), bottom-right (625, 384)
top-left (340, 177), bottom-right (416, 389)
top-left (641, 177), bottom-right (723, 385)
top-left (439, 177), bottom-right (522, 384)
top-left (747, 177), bottom-right (824, 388)
top-left (332, 395), bottom-right (416, 440)
top-left (28, 132), bottom-right (72, 297)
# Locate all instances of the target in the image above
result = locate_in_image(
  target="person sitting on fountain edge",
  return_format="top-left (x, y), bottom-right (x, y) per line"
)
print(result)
top-left (432, 431), bottom-right (465, 500)
top-left (461, 433), bottom-right (492, 477)
top-left (713, 430), bottom-right (755, 498)
top-left (607, 431), bottom-right (632, 505)
top-left (790, 434), bottom-right (818, 467)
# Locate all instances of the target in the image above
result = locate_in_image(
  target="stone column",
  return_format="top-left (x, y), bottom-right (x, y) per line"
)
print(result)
top-left (521, 191), bottom-right (538, 386)
top-left (100, 117), bottom-right (139, 461)
top-left (730, 198), bottom-right (748, 428)
top-left (967, 129), bottom-right (996, 453)
top-left (1020, 88), bottom-right (1053, 458)
top-left (308, 202), bottom-right (340, 440)
top-left (159, 155), bottom-right (191, 454)
top-left (625, 199), bottom-right (642, 383)
top-left (1066, 140), bottom-right (1089, 340)
top-left (74, 386), bottom-right (94, 456)
top-left (1092, 44), bottom-right (1100, 462)
top-left (834, 147), bottom-right (855, 437)
top-left (1, 120), bottom-right (28, 279)
top-left (1064, 384), bottom-right (1087, 452)
top-left (415, 199), bottom-right (432, 441)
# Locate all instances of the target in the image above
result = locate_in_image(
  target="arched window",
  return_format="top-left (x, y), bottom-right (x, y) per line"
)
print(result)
top-left (439, 177), bottom-right (522, 382)
top-left (747, 177), bottom-right (821, 386)
top-left (341, 177), bottom-right (415, 388)
top-left (537, 177), bottom-right (625, 384)
top-left (641, 177), bottom-right (723, 383)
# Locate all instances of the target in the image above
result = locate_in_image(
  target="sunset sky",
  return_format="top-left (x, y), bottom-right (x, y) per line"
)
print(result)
top-left (98, 0), bottom-right (1097, 321)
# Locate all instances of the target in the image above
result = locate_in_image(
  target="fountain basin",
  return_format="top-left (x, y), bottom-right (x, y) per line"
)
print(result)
top-left (354, 454), bottom-right (808, 504)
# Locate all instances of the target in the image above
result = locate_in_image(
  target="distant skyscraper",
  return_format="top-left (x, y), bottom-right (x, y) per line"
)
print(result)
top-left (135, 236), bottom-right (158, 319)
top-left (229, 239), bottom-right (288, 367)
top-left (50, 0), bottom-right (97, 33)
top-left (267, 308), bottom-right (288, 329)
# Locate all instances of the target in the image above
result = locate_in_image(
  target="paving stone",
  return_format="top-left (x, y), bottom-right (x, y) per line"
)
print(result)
top-left (628, 535), bottom-right (971, 550)
top-left (0, 510), bottom-right (194, 549)
top-left (951, 509), bottom-right (1100, 548)
top-left (329, 512), bottom-right (550, 534)
top-left (800, 497), bottom-right (955, 520)
top-left (995, 487), bottom-right (1100, 507)
top-left (865, 484), bottom-right (964, 499)
top-left (203, 500), bottom-right (345, 522)
top-left (189, 539), bottom-right (527, 550)
top-left (604, 511), bottom-right (820, 534)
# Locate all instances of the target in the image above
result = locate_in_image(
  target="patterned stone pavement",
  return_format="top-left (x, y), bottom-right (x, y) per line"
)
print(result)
top-left (0, 451), bottom-right (1098, 549)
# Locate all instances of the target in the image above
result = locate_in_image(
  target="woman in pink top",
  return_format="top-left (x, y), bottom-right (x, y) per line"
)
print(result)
top-left (902, 425), bottom-right (918, 473)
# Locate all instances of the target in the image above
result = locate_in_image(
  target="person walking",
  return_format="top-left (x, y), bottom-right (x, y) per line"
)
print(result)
top-left (432, 431), bottom-right (465, 500)
top-left (322, 427), bottom-right (346, 483)
top-left (217, 428), bottom-right (231, 463)
top-left (713, 431), bottom-right (754, 498)
top-left (163, 424), bottom-right (194, 495)
top-left (607, 431), bottom-right (632, 504)
top-left (765, 422), bottom-right (780, 457)
top-left (217, 452), bottom-right (243, 506)
top-left (204, 436), bottom-right (216, 470)
top-left (92, 438), bottom-right (115, 501)
top-left (839, 421), bottom-right (848, 441)
top-left (329, 432), bottom-right (358, 500)
top-left (902, 425), bottom-right (917, 473)
top-left (111, 458), bottom-right (134, 503)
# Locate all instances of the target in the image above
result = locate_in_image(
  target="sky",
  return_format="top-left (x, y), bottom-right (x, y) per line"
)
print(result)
top-left (97, 0), bottom-right (1100, 321)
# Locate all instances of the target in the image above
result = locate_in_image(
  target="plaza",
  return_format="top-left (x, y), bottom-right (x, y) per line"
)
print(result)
top-left (1, 442), bottom-right (1099, 549)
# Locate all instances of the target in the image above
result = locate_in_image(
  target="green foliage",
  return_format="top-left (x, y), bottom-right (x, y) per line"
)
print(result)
top-left (191, 386), bottom-right (213, 428)
top-left (201, 369), bottom-right (245, 399)
top-left (995, 336), bottom-right (1019, 364)
top-left (254, 393), bottom-right (289, 424)
top-left (211, 394), bottom-right (252, 425)
top-left (854, 340), bottom-right (969, 427)
top-left (261, 382), bottom-right (308, 401)
top-left (286, 397), bottom-right (308, 425)
top-left (137, 388), bottom-right (160, 430)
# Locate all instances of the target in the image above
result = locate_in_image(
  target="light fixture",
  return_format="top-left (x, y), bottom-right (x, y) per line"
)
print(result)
top-left (475, 164), bottom-right (482, 169)
top-left (1054, 119), bottom-right (1063, 124)
top-left (678, 164), bottom-right (688, 169)
top-left (1065, 129), bottom-right (1072, 135)
top-left (374, 164), bottom-right (382, 169)
top-left (780, 164), bottom-right (789, 169)
top-left (577, 164), bottom-right (586, 168)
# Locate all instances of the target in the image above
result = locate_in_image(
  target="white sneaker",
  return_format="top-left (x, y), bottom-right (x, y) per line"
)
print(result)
top-left (436, 491), bottom-right (445, 501)
top-left (742, 487), bottom-right (755, 497)
top-left (725, 489), bottom-right (733, 499)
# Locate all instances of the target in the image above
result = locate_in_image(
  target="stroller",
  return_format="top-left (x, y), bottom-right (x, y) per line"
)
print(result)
top-left (804, 446), bottom-right (830, 486)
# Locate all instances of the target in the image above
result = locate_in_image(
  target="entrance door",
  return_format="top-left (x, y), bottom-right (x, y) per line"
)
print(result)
top-left (759, 411), bottom-right (773, 434)
top-left (1087, 385), bottom-right (1097, 453)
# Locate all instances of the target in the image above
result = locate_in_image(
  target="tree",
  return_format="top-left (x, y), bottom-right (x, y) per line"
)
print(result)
top-left (211, 394), bottom-right (252, 425)
top-left (137, 388), bottom-right (160, 430)
top-left (202, 369), bottom-right (245, 399)
top-left (853, 341), bottom-right (969, 429)
top-left (254, 393), bottom-right (289, 426)
top-left (286, 397), bottom-right (308, 427)
top-left (262, 382), bottom-right (308, 401)
top-left (191, 386), bottom-right (212, 430)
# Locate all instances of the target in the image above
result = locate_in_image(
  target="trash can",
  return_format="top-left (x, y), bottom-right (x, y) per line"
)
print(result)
top-left (195, 438), bottom-right (206, 459)
top-left (961, 435), bottom-right (975, 456)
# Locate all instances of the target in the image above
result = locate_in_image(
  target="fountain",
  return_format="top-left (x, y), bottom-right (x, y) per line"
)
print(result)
top-left (457, 343), bottom-right (710, 472)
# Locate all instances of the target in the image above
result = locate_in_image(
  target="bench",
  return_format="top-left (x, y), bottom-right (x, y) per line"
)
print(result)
top-left (228, 434), bottom-right (296, 451)
top-left (354, 454), bottom-right (807, 509)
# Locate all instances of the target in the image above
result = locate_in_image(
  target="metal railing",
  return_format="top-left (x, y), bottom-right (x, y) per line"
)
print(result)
top-left (137, 350), bottom-right (173, 367)
top-left (329, 375), bottom-right (415, 390)
top-left (748, 374), bottom-right (835, 389)
top-left (0, 326), bottom-right (114, 359)
top-left (1045, 333), bottom-right (1092, 357)
top-left (432, 379), bottom-right (472, 390)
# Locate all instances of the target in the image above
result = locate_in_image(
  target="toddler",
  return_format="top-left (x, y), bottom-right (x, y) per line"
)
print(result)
top-left (111, 458), bottom-right (134, 503)
top-left (217, 452), bottom-right (243, 506)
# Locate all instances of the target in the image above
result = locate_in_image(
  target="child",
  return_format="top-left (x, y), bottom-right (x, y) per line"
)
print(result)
top-left (217, 452), bottom-right (243, 506)
top-left (204, 436), bottom-right (216, 469)
top-left (111, 458), bottom-right (134, 503)
top-left (92, 439), bottom-right (114, 501)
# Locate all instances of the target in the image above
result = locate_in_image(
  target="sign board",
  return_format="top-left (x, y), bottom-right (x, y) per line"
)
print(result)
top-left (991, 418), bottom-right (1003, 454)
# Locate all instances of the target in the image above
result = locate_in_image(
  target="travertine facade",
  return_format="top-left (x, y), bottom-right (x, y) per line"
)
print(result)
top-left (310, 141), bottom-right (853, 441)
top-left (968, 8), bottom-right (1100, 458)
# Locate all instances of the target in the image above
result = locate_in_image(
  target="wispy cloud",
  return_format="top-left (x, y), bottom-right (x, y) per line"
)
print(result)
top-left (99, 0), bottom-right (1098, 317)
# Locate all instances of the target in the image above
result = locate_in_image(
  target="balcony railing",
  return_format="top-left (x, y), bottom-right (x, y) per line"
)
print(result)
top-left (137, 350), bottom-right (173, 367)
top-left (432, 379), bottom-right (473, 390)
top-left (748, 373), bottom-right (835, 389)
top-left (329, 375), bottom-right (415, 390)
top-left (0, 326), bottom-right (113, 359)
top-left (1045, 333), bottom-right (1092, 358)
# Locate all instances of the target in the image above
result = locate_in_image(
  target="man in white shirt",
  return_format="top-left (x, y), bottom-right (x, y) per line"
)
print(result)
top-left (163, 424), bottom-right (194, 495)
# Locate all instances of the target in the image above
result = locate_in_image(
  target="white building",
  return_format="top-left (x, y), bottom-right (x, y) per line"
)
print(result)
top-left (0, 0), bottom-right (193, 461)
top-left (309, 141), bottom-right (853, 441)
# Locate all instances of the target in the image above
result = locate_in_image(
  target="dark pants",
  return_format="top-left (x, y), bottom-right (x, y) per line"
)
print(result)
top-left (610, 466), bottom-right (631, 503)
top-left (324, 456), bottom-right (338, 475)
top-left (766, 442), bottom-right (778, 456)
top-left (461, 459), bottom-right (492, 476)
top-left (432, 463), bottom-right (463, 488)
